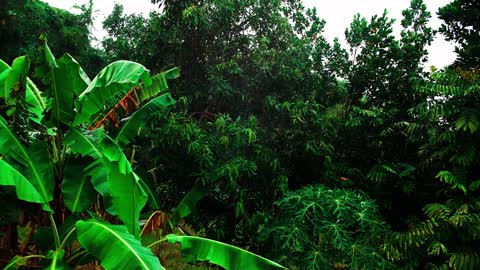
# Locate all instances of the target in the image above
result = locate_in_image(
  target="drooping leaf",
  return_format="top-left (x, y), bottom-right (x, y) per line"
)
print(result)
top-left (172, 185), bottom-right (208, 224)
top-left (61, 161), bottom-right (96, 213)
top-left (0, 116), bottom-right (54, 202)
top-left (0, 160), bottom-right (50, 211)
top-left (65, 128), bottom-right (147, 236)
top-left (104, 155), bottom-right (148, 237)
top-left (64, 128), bottom-right (115, 213)
top-left (166, 235), bottom-right (287, 270)
top-left (73, 61), bottom-right (153, 126)
top-left (138, 68), bottom-right (179, 102)
top-left (76, 220), bottom-right (163, 270)
top-left (115, 93), bottom-right (176, 145)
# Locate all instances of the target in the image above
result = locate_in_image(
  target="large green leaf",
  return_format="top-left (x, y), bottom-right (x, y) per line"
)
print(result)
top-left (0, 58), bottom-right (46, 123)
top-left (65, 128), bottom-right (147, 236)
top-left (99, 136), bottom-right (148, 236)
top-left (138, 68), bottom-right (179, 102)
top-left (0, 116), bottom-right (54, 202)
top-left (36, 41), bottom-right (90, 125)
top-left (61, 162), bottom-right (96, 213)
top-left (76, 220), bottom-right (163, 270)
top-left (64, 128), bottom-right (115, 213)
top-left (2, 56), bottom-right (29, 104)
top-left (73, 61), bottom-right (153, 126)
top-left (116, 93), bottom-right (176, 145)
top-left (172, 185), bottom-right (208, 224)
top-left (0, 160), bottom-right (50, 211)
top-left (166, 235), bottom-right (286, 270)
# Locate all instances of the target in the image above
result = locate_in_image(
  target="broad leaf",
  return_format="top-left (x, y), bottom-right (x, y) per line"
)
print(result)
top-left (61, 162), bottom-right (96, 213)
top-left (0, 160), bottom-right (50, 211)
top-left (65, 128), bottom-right (147, 236)
top-left (116, 93), bottom-right (176, 145)
top-left (172, 185), bottom-right (207, 224)
top-left (103, 151), bottom-right (148, 237)
top-left (138, 68), bottom-right (179, 102)
top-left (97, 133), bottom-right (148, 236)
top-left (64, 128), bottom-right (115, 213)
top-left (0, 58), bottom-right (46, 123)
top-left (76, 220), bottom-right (163, 270)
top-left (166, 235), bottom-right (287, 270)
top-left (0, 116), bottom-right (54, 202)
top-left (36, 41), bottom-right (90, 125)
top-left (73, 61), bottom-right (152, 126)
top-left (2, 56), bottom-right (29, 104)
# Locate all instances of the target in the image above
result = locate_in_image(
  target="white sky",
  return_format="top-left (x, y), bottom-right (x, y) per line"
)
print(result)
top-left (44, 0), bottom-right (456, 68)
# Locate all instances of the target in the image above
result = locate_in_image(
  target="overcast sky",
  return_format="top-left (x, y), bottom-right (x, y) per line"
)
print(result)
top-left (44, 0), bottom-right (457, 68)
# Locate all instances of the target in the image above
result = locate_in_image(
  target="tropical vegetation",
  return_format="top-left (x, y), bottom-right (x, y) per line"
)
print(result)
top-left (0, 0), bottom-right (479, 269)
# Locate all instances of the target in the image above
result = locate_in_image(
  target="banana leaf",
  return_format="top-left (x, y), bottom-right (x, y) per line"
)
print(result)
top-left (35, 40), bottom-right (90, 125)
top-left (166, 235), bottom-right (287, 270)
top-left (0, 116), bottom-right (54, 202)
top-left (137, 175), bottom-right (160, 210)
top-left (0, 57), bottom-right (45, 123)
top-left (116, 93), bottom-right (176, 145)
top-left (138, 68), bottom-right (179, 102)
top-left (0, 160), bottom-right (50, 211)
top-left (61, 161), bottom-right (96, 213)
top-left (65, 128), bottom-right (147, 236)
top-left (76, 220), bottom-right (163, 270)
top-left (73, 61), bottom-right (152, 126)
top-left (2, 56), bottom-right (29, 104)
top-left (172, 185), bottom-right (208, 224)
top-left (64, 128), bottom-right (114, 212)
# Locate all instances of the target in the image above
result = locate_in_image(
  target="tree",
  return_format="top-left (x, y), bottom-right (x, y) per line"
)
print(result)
top-left (0, 0), bottom-right (105, 76)
top-left (385, 67), bottom-right (480, 270)
top-left (438, 0), bottom-right (480, 68)
top-left (103, 0), bottom-right (335, 116)
top-left (326, 0), bottom-right (434, 226)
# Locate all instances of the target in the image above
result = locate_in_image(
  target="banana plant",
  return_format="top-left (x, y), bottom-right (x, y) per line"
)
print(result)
top-left (0, 39), bottom-right (286, 270)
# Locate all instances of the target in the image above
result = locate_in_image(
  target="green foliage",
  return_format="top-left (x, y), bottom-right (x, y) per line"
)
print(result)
top-left (264, 185), bottom-right (393, 269)
top-left (0, 0), bottom-right (105, 75)
top-left (135, 107), bottom-right (288, 244)
top-left (2, 0), bottom-right (480, 269)
top-left (0, 40), bottom-right (286, 270)
top-left (0, 42), bottom-right (173, 268)
top-left (438, 0), bottom-right (480, 68)
top-left (76, 220), bottom-right (164, 270)
top-left (166, 234), bottom-right (286, 270)
top-left (103, 0), bottom-right (335, 115)
top-left (388, 67), bottom-right (480, 270)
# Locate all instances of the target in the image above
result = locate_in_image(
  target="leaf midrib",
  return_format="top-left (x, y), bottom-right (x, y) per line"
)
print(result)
top-left (0, 120), bottom-right (50, 201)
top-left (91, 222), bottom-right (151, 270)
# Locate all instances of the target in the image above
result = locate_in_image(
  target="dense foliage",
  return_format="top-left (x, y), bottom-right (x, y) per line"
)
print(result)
top-left (1, 0), bottom-right (479, 269)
